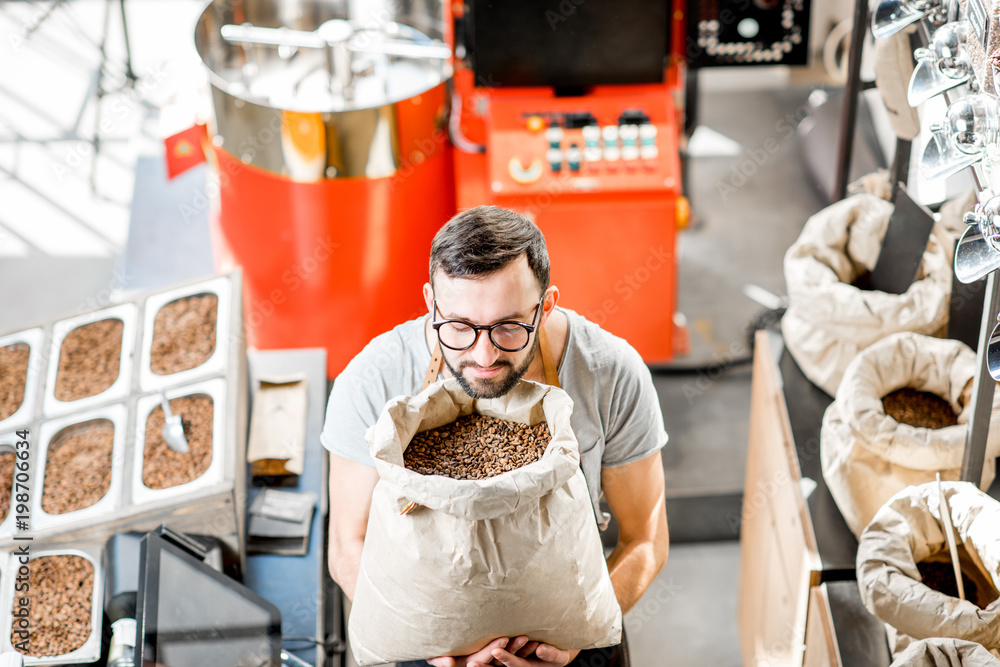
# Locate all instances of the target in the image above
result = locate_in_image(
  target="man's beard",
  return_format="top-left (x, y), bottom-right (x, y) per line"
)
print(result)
top-left (443, 335), bottom-right (539, 399)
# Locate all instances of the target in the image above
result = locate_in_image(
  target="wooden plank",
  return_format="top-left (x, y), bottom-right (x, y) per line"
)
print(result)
top-left (804, 585), bottom-right (841, 667)
top-left (739, 336), bottom-right (776, 665)
top-left (739, 332), bottom-right (823, 666)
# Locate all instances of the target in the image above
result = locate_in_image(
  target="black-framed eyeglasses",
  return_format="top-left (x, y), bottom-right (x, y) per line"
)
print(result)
top-left (431, 295), bottom-right (545, 352)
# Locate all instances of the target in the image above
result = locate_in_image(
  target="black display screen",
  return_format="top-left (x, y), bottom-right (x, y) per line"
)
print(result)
top-left (466, 0), bottom-right (670, 88)
top-left (136, 533), bottom-right (282, 667)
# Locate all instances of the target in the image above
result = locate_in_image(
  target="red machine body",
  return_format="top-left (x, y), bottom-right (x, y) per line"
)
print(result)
top-left (209, 85), bottom-right (456, 379)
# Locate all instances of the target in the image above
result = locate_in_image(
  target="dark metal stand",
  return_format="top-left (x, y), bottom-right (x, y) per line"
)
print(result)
top-left (10, 0), bottom-right (139, 195)
top-left (834, 0), bottom-right (871, 201)
top-left (92, 0), bottom-right (139, 193)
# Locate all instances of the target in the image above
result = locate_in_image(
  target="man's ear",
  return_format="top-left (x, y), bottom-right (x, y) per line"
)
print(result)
top-left (422, 282), bottom-right (434, 314)
top-left (541, 286), bottom-right (560, 325)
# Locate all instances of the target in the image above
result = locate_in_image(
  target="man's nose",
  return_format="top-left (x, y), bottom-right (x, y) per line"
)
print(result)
top-left (469, 330), bottom-right (500, 367)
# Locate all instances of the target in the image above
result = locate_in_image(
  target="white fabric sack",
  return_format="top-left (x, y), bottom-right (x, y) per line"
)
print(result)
top-left (783, 193), bottom-right (952, 395)
top-left (348, 378), bottom-right (622, 666)
top-left (857, 482), bottom-right (1000, 656)
top-left (891, 638), bottom-right (1000, 666)
top-left (821, 332), bottom-right (1000, 536)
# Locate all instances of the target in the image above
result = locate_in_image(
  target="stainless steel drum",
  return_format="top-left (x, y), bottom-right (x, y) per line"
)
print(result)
top-left (195, 0), bottom-right (450, 180)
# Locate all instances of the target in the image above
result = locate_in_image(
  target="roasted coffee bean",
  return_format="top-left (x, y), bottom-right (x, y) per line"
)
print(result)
top-left (42, 419), bottom-right (113, 515)
top-left (150, 294), bottom-right (218, 375)
top-left (917, 560), bottom-right (989, 609)
top-left (0, 451), bottom-right (13, 522)
top-left (0, 344), bottom-right (29, 420)
top-left (12, 555), bottom-right (94, 657)
top-left (404, 414), bottom-right (551, 480)
top-left (882, 388), bottom-right (958, 430)
top-left (143, 394), bottom-right (213, 489)
top-left (54, 319), bottom-right (123, 402)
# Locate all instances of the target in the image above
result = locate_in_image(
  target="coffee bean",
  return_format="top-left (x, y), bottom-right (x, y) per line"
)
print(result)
top-left (41, 419), bottom-right (113, 515)
top-left (54, 319), bottom-right (123, 402)
top-left (12, 555), bottom-right (94, 657)
top-left (917, 560), bottom-right (989, 609)
top-left (0, 451), bottom-right (13, 522)
top-left (404, 414), bottom-right (551, 480)
top-left (882, 388), bottom-right (958, 430)
top-left (150, 294), bottom-right (218, 375)
top-left (142, 394), bottom-right (213, 489)
top-left (0, 344), bottom-right (29, 420)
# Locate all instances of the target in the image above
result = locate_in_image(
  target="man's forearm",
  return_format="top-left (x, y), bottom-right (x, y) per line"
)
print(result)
top-left (606, 535), bottom-right (669, 615)
top-left (329, 536), bottom-right (365, 601)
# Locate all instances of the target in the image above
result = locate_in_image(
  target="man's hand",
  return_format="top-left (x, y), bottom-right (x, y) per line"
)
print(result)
top-left (488, 637), bottom-right (579, 666)
top-left (427, 637), bottom-right (577, 667)
top-left (427, 638), bottom-right (512, 667)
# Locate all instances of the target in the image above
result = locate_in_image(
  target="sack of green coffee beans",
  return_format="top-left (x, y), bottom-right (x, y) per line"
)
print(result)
top-left (348, 378), bottom-right (621, 666)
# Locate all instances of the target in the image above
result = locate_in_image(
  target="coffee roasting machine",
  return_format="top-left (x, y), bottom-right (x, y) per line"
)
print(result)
top-left (186, 0), bottom-right (818, 373)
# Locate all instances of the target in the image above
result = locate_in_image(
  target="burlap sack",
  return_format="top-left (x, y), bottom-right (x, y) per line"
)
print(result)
top-left (348, 378), bottom-right (622, 666)
top-left (783, 193), bottom-right (952, 395)
top-left (821, 332), bottom-right (1000, 536)
top-left (857, 482), bottom-right (1000, 657)
top-left (891, 638), bottom-right (1000, 666)
top-left (847, 169), bottom-right (893, 201)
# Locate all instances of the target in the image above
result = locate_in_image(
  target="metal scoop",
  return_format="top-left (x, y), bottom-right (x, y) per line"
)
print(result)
top-left (159, 391), bottom-right (189, 453)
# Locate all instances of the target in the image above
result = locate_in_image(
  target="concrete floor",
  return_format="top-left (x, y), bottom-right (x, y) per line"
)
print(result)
top-left (0, 2), bottom-right (837, 665)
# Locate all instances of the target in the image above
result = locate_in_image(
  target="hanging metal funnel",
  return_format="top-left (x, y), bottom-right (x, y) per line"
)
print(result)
top-left (872, 0), bottom-right (938, 39)
top-left (907, 21), bottom-right (971, 106)
top-left (955, 195), bottom-right (1000, 284)
top-left (920, 94), bottom-right (1000, 180)
top-left (988, 318), bottom-right (1000, 380)
top-left (920, 128), bottom-right (983, 180)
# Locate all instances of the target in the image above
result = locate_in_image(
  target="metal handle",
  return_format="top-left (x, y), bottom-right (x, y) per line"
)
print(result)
top-left (220, 23), bottom-right (450, 59)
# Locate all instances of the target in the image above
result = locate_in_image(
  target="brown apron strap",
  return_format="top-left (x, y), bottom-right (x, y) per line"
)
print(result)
top-left (421, 326), bottom-right (561, 389)
top-left (538, 324), bottom-right (561, 388)
top-left (422, 342), bottom-right (445, 391)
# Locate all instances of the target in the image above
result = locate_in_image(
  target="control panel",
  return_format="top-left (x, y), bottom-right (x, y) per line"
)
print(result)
top-left (486, 96), bottom-right (678, 196)
top-left (685, 0), bottom-right (811, 68)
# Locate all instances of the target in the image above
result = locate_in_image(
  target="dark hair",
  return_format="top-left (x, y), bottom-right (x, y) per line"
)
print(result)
top-left (429, 206), bottom-right (550, 291)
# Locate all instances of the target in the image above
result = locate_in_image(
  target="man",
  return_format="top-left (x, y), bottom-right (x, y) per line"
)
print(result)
top-left (323, 206), bottom-right (669, 667)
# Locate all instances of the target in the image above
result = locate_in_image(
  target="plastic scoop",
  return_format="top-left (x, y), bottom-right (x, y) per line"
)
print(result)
top-left (160, 391), bottom-right (190, 453)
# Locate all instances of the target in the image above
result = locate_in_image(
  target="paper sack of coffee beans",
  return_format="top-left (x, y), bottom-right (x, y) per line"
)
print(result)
top-left (348, 378), bottom-right (621, 666)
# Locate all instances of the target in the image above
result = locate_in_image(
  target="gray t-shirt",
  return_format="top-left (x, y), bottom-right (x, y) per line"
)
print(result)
top-left (320, 307), bottom-right (668, 529)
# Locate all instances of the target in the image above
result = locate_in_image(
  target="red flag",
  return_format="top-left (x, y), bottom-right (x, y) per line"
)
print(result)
top-left (164, 123), bottom-right (208, 179)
